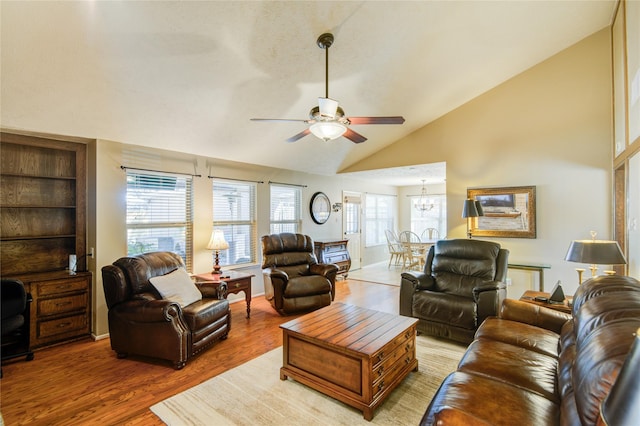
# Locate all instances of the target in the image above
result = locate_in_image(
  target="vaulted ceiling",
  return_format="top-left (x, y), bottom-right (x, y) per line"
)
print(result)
top-left (0, 1), bottom-right (616, 185)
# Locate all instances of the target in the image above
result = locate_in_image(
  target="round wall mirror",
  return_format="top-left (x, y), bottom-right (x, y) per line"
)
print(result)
top-left (310, 192), bottom-right (331, 224)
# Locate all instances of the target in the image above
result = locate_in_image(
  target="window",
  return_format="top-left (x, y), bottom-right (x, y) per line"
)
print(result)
top-left (365, 193), bottom-right (396, 247)
top-left (411, 194), bottom-right (447, 239)
top-left (270, 184), bottom-right (302, 234)
top-left (213, 180), bottom-right (257, 267)
top-left (126, 171), bottom-right (193, 270)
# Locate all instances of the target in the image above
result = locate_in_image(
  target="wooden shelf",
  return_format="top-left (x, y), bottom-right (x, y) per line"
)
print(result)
top-left (1, 235), bottom-right (76, 241)
top-left (0, 172), bottom-right (77, 180)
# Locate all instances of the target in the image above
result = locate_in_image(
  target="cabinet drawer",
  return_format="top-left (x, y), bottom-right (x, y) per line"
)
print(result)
top-left (323, 244), bottom-right (347, 253)
top-left (38, 277), bottom-right (88, 296)
top-left (325, 253), bottom-right (348, 264)
top-left (38, 292), bottom-right (88, 316)
top-left (37, 314), bottom-right (88, 340)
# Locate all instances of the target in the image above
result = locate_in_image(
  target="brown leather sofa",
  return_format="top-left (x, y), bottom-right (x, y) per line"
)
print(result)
top-left (101, 252), bottom-right (230, 369)
top-left (421, 274), bottom-right (640, 425)
top-left (261, 233), bottom-right (338, 315)
top-left (400, 239), bottom-right (509, 344)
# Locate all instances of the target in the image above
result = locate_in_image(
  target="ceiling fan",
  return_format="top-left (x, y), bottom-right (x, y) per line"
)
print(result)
top-left (250, 33), bottom-right (405, 144)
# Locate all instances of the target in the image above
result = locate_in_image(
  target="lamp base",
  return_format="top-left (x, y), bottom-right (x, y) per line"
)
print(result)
top-left (212, 250), bottom-right (223, 275)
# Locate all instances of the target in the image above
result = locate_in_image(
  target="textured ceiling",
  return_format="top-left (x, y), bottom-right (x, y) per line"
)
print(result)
top-left (0, 1), bottom-right (616, 186)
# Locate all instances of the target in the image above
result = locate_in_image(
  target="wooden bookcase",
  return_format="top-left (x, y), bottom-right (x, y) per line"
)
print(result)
top-left (1, 131), bottom-right (91, 348)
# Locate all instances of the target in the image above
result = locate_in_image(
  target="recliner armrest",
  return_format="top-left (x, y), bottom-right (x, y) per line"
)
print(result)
top-left (472, 280), bottom-right (506, 301)
top-left (310, 263), bottom-right (339, 277)
top-left (111, 299), bottom-right (182, 323)
top-left (401, 271), bottom-right (435, 291)
top-left (263, 267), bottom-right (289, 281)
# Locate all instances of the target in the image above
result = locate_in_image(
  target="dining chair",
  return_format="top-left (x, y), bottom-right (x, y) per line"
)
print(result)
top-left (399, 231), bottom-right (423, 271)
top-left (420, 228), bottom-right (440, 241)
top-left (385, 230), bottom-right (404, 268)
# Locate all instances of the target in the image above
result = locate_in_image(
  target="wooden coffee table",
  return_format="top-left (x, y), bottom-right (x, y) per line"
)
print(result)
top-left (279, 303), bottom-right (419, 420)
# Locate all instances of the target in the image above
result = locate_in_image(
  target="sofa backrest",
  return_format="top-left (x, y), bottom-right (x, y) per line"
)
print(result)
top-left (427, 239), bottom-right (508, 297)
top-left (261, 233), bottom-right (317, 278)
top-left (102, 251), bottom-right (185, 308)
top-left (567, 275), bottom-right (640, 426)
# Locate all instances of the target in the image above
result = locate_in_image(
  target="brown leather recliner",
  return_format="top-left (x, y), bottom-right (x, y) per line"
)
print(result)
top-left (101, 252), bottom-right (230, 369)
top-left (399, 239), bottom-right (509, 344)
top-left (261, 233), bottom-right (338, 315)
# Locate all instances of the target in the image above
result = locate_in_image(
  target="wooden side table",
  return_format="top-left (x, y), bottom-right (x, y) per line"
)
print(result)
top-left (193, 270), bottom-right (254, 318)
top-left (519, 290), bottom-right (572, 314)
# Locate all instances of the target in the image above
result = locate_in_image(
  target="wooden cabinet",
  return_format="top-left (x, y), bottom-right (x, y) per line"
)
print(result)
top-left (1, 131), bottom-right (91, 348)
top-left (314, 239), bottom-right (351, 278)
top-left (16, 271), bottom-right (92, 349)
top-left (1, 132), bottom-right (87, 276)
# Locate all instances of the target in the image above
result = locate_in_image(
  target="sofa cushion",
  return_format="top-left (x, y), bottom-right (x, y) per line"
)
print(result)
top-left (284, 276), bottom-right (331, 297)
top-left (457, 339), bottom-right (559, 402)
top-left (412, 291), bottom-right (476, 329)
top-left (182, 298), bottom-right (230, 331)
top-left (474, 317), bottom-right (560, 358)
top-left (421, 371), bottom-right (559, 426)
top-left (150, 267), bottom-right (202, 308)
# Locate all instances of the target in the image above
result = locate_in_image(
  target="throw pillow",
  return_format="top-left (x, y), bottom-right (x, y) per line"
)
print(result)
top-left (149, 267), bottom-right (202, 308)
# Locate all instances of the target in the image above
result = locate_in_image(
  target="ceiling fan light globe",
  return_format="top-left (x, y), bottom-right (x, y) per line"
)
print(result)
top-left (310, 122), bottom-right (346, 141)
top-left (318, 97), bottom-right (340, 118)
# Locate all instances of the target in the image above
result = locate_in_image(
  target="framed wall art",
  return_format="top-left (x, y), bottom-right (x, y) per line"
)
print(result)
top-left (467, 186), bottom-right (536, 238)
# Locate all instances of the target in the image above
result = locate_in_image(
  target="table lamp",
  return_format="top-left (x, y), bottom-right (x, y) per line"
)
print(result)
top-left (207, 229), bottom-right (229, 274)
top-left (462, 199), bottom-right (484, 239)
top-left (564, 231), bottom-right (626, 284)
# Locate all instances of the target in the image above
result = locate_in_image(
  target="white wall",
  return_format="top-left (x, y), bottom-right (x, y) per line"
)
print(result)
top-left (343, 29), bottom-right (613, 297)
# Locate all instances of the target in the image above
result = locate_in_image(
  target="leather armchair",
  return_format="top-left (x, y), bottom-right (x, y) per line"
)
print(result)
top-left (101, 252), bottom-right (230, 369)
top-left (261, 233), bottom-right (338, 315)
top-left (400, 239), bottom-right (509, 344)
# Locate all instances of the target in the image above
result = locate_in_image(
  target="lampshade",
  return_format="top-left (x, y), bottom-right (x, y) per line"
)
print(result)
top-left (462, 199), bottom-right (483, 218)
top-left (564, 240), bottom-right (627, 265)
top-left (318, 97), bottom-right (339, 118)
top-left (309, 121), bottom-right (347, 141)
top-left (207, 230), bottom-right (229, 251)
top-left (474, 200), bottom-right (484, 216)
top-left (598, 328), bottom-right (640, 426)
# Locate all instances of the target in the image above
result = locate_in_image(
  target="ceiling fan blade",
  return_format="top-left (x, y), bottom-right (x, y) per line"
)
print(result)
top-left (250, 118), bottom-right (309, 123)
top-left (347, 116), bottom-right (405, 125)
top-left (286, 128), bottom-right (311, 143)
top-left (343, 128), bottom-right (367, 144)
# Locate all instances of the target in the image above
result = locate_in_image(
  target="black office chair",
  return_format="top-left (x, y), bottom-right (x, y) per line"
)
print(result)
top-left (1, 278), bottom-right (34, 376)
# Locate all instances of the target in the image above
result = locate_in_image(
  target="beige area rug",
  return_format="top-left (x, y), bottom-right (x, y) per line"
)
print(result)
top-left (150, 335), bottom-right (466, 425)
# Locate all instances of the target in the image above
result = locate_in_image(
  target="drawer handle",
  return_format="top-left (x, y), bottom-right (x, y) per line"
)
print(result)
top-left (405, 331), bottom-right (411, 339)
top-left (377, 366), bottom-right (384, 376)
top-left (56, 301), bottom-right (73, 307)
top-left (235, 283), bottom-right (240, 288)
top-left (405, 357), bottom-right (412, 365)
top-left (405, 343), bottom-right (411, 352)
top-left (378, 381), bottom-right (384, 391)
top-left (377, 352), bottom-right (384, 362)
top-left (58, 322), bottom-right (72, 328)
top-left (57, 285), bottom-right (71, 290)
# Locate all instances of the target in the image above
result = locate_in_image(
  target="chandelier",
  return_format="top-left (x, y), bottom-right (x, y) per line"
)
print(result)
top-left (414, 180), bottom-right (434, 212)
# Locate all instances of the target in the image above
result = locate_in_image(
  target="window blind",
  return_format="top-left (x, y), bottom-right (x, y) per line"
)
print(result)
top-left (269, 183), bottom-right (302, 234)
top-left (126, 170), bottom-right (193, 271)
top-left (365, 193), bottom-right (396, 247)
top-left (213, 180), bottom-right (257, 266)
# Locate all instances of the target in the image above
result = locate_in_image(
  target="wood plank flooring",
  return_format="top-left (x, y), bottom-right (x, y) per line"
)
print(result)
top-left (0, 279), bottom-right (399, 426)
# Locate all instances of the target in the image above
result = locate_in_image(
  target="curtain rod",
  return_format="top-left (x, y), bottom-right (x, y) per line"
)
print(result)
top-left (120, 165), bottom-right (201, 178)
top-left (208, 176), bottom-right (264, 184)
top-left (268, 180), bottom-right (308, 188)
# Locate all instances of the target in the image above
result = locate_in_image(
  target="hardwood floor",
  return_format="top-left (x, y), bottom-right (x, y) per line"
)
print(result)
top-left (0, 279), bottom-right (399, 426)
